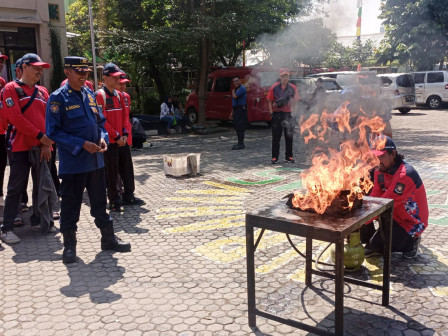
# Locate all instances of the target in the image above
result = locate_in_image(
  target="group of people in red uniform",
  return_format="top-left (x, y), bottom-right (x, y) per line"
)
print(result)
top-left (0, 52), bottom-right (143, 263)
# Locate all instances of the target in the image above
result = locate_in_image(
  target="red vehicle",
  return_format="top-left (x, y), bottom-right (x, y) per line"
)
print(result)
top-left (185, 67), bottom-right (283, 125)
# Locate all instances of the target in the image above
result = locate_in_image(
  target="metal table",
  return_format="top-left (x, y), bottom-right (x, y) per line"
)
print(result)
top-left (245, 196), bottom-right (394, 336)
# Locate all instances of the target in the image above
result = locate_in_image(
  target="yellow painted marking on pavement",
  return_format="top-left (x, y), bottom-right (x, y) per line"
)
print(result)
top-left (257, 248), bottom-right (299, 274)
top-left (156, 209), bottom-right (244, 219)
top-left (175, 189), bottom-right (247, 195)
top-left (163, 215), bottom-right (244, 233)
top-left (202, 181), bottom-right (251, 193)
top-left (289, 240), bottom-right (332, 282)
top-left (165, 196), bottom-right (244, 204)
top-left (363, 256), bottom-right (383, 287)
top-left (193, 230), bottom-right (288, 263)
top-left (157, 205), bottom-right (242, 212)
top-left (429, 286), bottom-right (448, 297)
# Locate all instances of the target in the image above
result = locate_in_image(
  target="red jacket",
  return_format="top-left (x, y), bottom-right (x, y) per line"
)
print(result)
top-left (0, 77), bottom-right (6, 134)
top-left (0, 80), bottom-right (48, 152)
top-left (370, 160), bottom-right (429, 237)
top-left (95, 87), bottom-right (128, 144)
top-left (266, 82), bottom-right (300, 113)
top-left (122, 91), bottom-right (132, 146)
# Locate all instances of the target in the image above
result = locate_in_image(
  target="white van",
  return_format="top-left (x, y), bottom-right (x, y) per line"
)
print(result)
top-left (412, 70), bottom-right (448, 109)
top-left (308, 71), bottom-right (381, 96)
top-left (377, 73), bottom-right (416, 114)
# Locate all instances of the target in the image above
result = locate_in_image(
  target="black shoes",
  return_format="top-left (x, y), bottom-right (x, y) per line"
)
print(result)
top-left (285, 157), bottom-right (295, 163)
top-left (232, 143), bottom-right (245, 150)
top-left (403, 236), bottom-right (421, 259)
top-left (122, 196), bottom-right (146, 206)
top-left (100, 225), bottom-right (131, 252)
top-left (271, 158), bottom-right (278, 164)
top-left (109, 203), bottom-right (125, 212)
top-left (62, 231), bottom-right (77, 264)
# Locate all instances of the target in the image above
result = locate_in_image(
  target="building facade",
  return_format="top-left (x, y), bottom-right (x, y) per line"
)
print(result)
top-left (0, 0), bottom-right (68, 88)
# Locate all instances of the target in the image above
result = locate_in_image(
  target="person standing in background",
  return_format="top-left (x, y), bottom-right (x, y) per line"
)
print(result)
top-left (267, 68), bottom-right (300, 164)
top-left (230, 76), bottom-right (247, 150)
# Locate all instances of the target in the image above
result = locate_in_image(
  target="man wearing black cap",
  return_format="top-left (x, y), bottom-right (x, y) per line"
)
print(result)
top-left (361, 135), bottom-right (429, 258)
top-left (96, 63), bottom-right (145, 212)
top-left (46, 56), bottom-right (131, 263)
top-left (0, 53), bottom-right (54, 244)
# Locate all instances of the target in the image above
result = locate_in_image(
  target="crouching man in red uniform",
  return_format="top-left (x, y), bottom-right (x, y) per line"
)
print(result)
top-left (361, 136), bottom-right (429, 258)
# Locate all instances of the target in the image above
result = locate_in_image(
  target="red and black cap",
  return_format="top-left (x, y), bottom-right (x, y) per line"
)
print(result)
top-left (21, 53), bottom-right (50, 68)
top-left (0, 52), bottom-right (8, 60)
top-left (119, 73), bottom-right (130, 83)
top-left (370, 135), bottom-right (397, 156)
top-left (103, 63), bottom-right (124, 76)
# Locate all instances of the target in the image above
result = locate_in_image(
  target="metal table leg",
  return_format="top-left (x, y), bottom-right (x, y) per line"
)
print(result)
top-left (380, 208), bottom-right (393, 306)
top-left (246, 223), bottom-right (256, 327)
top-left (305, 236), bottom-right (313, 287)
top-left (334, 238), bottom-right (344, 336)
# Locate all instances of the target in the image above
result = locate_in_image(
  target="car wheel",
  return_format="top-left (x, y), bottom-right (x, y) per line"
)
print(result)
top-left (427, 96), bottom-right (442, 109)
top-left (398, 108), bottom-right (411, 114)
top-left (187, 107), bottom-right (198, 125)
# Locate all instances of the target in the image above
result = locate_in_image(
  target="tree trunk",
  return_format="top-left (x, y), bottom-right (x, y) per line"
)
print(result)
top-left (197, 37), bottom-right (210, 126)
top-left (439, 56), bottom-right (445, 70)
top-left (196, 0), bottom-right (211, 127)
top-left (148, 63), bottom-right (166, 104)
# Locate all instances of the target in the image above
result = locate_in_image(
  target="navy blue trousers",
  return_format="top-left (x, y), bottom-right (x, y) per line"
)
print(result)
top-left (59, 168), bottom-right (112, 233)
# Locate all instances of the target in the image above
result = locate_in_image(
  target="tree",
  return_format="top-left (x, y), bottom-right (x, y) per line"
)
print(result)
top-left (377, 0), bottom-right (448, 70)
top-left (66, 0), bottom-right (318, 121)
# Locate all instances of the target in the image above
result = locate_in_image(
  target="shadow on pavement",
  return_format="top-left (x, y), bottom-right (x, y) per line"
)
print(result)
top-left (60, 251), bottom-right (124, 303)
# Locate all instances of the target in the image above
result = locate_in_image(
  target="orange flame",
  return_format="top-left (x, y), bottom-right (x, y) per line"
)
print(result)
top-left (292, 101), bottom-right (386, 214)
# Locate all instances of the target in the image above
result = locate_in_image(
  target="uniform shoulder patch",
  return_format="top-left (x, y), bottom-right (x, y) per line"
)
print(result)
top-left (5, 97), bottom-right (14, 107)
top-left (50, 102), bottom-right (60, 113)
top-left (394, 182), bottom-right (405, 195)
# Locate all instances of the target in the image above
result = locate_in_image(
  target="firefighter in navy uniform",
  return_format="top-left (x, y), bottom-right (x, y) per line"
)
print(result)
top-left (46, 57), bottom-right (131, 264)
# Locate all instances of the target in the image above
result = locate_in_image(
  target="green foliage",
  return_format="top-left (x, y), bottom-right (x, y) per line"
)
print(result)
top-left (66, 0), bottom-right (321, 114)
top-left (49, 28), bottom-right (65, 92)
top-left (377, 0), bottom-right (448, 70)
top-left (322, 39), bottom-right (375, 70)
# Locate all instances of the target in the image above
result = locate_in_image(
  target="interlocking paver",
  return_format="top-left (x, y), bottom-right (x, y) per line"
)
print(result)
top-left (0, 109), bottom-right (447, 334)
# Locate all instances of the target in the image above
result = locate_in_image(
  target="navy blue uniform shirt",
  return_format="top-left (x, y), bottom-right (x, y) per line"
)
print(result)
top-left (232, 84), bottom-right (247, 107)
top-left (46, 84), bottom-right (108, 174)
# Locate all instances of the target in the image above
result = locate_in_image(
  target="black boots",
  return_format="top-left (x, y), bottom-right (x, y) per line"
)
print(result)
top-left (62, 231), bottom-right (77, 264)
top-left (100, 224), bottom-right (131, 252)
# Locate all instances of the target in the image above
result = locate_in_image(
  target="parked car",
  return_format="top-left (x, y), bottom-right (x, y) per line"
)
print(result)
top-left (185, 67), bottom-right (287, 125)
top-left (377, 73), bottom-right (416, 114)
top-left (289, 76), bottom-right (342, 112)
top-left (308, 71), bottom-right (380, 94)
top-left (412, 70), bottom-right (448, 109)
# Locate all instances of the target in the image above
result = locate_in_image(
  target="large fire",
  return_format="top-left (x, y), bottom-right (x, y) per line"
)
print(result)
top-left (292, 100), bottom-right (388, 214)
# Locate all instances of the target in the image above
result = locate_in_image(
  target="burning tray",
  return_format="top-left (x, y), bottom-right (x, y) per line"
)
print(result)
top-left (284, 190), bottom-right (363, 216)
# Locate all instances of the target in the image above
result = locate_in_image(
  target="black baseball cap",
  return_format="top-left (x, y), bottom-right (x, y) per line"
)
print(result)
top-left (21, 53), bottom-right (50, 68)
top-left (15, 58), bottom-right (22, 69)
top-left (371, 135), bottom-right (397, 156)
top-left (103, 63), bottom-right (124, 76)
top-left (119, 73), bottom-right (130, 83)
top-left (64, 56), bottom-right (92, 72)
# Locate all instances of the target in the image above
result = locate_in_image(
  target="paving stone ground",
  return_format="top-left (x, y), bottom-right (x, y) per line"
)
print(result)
top-left (0, 108), bottom-right (447, 335)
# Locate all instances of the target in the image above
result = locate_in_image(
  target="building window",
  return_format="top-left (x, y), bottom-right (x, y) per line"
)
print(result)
top-left (49, 4), bottom-right (60, 22)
